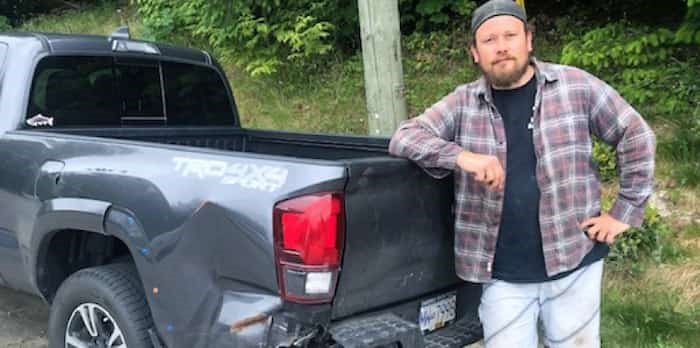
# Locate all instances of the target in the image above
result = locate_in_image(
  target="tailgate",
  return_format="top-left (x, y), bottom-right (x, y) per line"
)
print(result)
top-left (332, 158), bottom-right (460, 319)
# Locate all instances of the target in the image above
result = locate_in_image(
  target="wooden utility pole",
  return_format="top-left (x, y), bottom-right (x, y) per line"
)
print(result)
top-left (358, 0), bottom-right (408, 136)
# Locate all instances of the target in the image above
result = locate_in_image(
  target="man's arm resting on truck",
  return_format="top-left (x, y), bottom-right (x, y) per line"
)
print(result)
top-left (389, 88), bottom-right (504, 191)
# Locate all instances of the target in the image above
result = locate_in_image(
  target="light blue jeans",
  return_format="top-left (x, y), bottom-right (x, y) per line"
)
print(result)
top-left (478, 260), bottom-right (603, 348)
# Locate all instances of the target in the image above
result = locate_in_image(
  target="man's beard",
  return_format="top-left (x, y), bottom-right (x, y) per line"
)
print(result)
top-left (481, 56), bottom-right (530, 89)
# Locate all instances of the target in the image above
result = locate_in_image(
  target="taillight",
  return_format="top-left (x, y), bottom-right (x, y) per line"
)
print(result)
top-left (273, 193), bottom-right (344, 304)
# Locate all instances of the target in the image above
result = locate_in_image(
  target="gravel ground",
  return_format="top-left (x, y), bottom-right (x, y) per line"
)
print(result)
top-left (0, 286), bottom-right (48, 348)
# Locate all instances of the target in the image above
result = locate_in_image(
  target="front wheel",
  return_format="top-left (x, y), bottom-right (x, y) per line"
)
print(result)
top-left (48, 264), bottom-right (154, 348)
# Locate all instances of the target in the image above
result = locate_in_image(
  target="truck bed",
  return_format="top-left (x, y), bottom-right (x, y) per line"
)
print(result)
top-left (43, 126), bottom-right (478, 320)
top-left (48, 126), bottom-right (390, 161)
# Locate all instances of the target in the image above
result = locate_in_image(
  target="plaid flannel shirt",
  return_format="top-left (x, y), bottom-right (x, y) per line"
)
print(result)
top-left (389, 59), bottom-right (656, 283)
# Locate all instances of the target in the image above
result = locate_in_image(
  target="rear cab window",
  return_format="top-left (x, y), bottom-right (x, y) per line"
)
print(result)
top-left (25, 55), bottom-right (235, 128)
top-left (163, 62), bottom-right (235, 126)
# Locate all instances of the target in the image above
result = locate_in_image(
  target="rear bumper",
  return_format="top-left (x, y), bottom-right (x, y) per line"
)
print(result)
top-left (162, 283), bottom-right (482, 347)
top-left (271, 282), bottom-right (483, 348)
top-left (199, 312), bottom-right (482, 348)
top-left (329, 313), bottom-right (482, 348)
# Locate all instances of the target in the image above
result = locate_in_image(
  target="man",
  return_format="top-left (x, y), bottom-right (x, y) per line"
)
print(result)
top-left (388, 0), bottom-right (656, 347)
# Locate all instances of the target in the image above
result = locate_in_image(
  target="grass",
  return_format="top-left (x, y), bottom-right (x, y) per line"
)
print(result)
top-left (16, 3), bottom-right (700, 347)
top-left (602, 263), bottom-right (700, 348)
top-left (227, 55), bottom-right (369, 134)
top-left (20, 3), bottom-right (143, 37)
top-left (684, 224), bottom-right (700, 238)
top-left (599, 194), bottom-right (700, 348)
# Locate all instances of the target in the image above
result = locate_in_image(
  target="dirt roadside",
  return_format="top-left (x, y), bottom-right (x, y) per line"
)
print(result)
top-left (0, 286), bottom-right (48, 348)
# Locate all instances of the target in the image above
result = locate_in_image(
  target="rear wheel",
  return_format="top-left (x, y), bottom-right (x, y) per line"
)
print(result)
top-left (48, 264), bottom-right (154, 348)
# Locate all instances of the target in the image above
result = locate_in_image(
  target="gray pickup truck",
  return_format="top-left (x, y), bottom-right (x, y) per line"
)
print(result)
top-left (0, 28), bottom-right (481, 348)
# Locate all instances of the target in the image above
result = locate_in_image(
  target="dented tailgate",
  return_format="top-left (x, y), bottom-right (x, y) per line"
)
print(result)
top-left (332, 157), bottom-right (460, 319)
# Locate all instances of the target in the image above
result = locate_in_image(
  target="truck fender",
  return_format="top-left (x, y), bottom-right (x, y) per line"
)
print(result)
top-left (28, 198), bottom-right (112, 299)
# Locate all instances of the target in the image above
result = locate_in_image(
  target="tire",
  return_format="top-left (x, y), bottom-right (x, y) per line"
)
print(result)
top-left (48, 263), bottom-right (154, 348)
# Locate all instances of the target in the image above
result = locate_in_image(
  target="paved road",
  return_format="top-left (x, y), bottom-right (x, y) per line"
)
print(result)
top-left (0, 286), bottom-right (48, 348)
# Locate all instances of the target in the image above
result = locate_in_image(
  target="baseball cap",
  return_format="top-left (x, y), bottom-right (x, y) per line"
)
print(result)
top-left (471, 0), bottom-right (527, 34)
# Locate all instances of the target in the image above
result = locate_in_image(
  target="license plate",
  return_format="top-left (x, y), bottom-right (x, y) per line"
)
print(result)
top-left (418, 292), bottom-right (456, 333)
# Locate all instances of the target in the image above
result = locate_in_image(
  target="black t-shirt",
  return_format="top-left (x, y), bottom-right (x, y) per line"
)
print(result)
top-left (491, 75), bottom-right (608, 282)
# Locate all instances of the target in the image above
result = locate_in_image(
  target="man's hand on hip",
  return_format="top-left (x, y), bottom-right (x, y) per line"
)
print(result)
top-left (581, 213), bottom-right (631, 245)
top-left (456, 150), bottom-right (504, 192)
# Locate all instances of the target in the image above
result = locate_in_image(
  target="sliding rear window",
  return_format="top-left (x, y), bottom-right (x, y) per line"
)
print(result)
top-left (26, 55), bottom-right (235, 128)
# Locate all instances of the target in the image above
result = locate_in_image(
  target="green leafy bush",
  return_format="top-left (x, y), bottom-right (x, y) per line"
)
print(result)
top-left (135, 0), bottom-right (337, 76)
top-left (399, 0), bottom-right (476, 32)
top-left (592, 139), bottom-right (617, 182)
top-left (561, 0), bottom-right (700, 186)
top-left (676, 0), bottom-right (700, 44)
top-left (0, 16), bottom-right (11, 31)
top-left (1, 0), bottom-right (38, 25)
top-left (591, 162), bottom-right (680, 265)
top-left (528, 0), bottom-right (686, 27)
top-left (135, 0), bottom-right (477, 76)
top-left (607, 204), bottom-right (683, 264)
top-left (403, 29), bottom-right (469, 73)
top-left (0, 0), bottom-right (69, 26)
